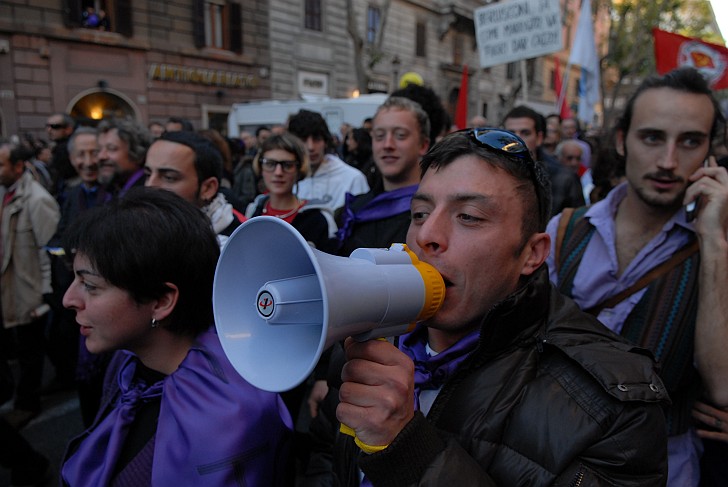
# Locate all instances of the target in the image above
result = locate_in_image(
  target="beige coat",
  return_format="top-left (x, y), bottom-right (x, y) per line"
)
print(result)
top-left (1, 172), bottom-right (60, 328)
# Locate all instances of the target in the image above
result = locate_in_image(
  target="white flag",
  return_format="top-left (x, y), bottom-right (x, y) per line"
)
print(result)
top-left (568, 0), bottom-right (600, 124)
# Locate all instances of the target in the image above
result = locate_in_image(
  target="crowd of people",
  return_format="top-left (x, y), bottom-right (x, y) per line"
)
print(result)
top-left (0, 65), bottom-right (727, 486)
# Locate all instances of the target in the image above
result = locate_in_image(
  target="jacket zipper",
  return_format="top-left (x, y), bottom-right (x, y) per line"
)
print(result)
top-left (569, 467), bottom-right (585, 487)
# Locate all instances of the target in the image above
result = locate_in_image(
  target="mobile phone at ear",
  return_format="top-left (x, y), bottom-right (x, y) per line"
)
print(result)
top-left (686, 158), bottom-right (709, 222)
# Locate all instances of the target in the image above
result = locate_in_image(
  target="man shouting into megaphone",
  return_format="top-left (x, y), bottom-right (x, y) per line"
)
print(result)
top-left (303, 128), bottom-right (669, 486)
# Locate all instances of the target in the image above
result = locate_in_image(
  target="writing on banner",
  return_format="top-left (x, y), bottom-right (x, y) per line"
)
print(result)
top-left (475, 0), bottom-right (562, 69)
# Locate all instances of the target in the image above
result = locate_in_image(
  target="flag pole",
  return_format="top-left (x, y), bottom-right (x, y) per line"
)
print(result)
top-left (556, 61), bottom-right (571, 116)
top-left (520, 59), bottom-right (529, 102)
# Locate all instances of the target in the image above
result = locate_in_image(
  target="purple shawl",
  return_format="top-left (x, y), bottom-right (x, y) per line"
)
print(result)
top-left (336, 185), bottom-right (418, 246)
top-left (62, 328), bottom-right (293, 486)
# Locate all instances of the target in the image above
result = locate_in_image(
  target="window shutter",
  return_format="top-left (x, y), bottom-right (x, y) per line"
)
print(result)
top-left (193, 0), bottom-right (206, 49)
top-left (64, 0), bottom-right (83, 28)
top-left (229, 2), bottom-right (242, 53)
top-left (115, 0), bottom-right (134, 37)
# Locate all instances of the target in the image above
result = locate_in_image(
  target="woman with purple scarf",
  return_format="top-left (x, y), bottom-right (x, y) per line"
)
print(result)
top-left (59, 188), bottom-right (293, 486)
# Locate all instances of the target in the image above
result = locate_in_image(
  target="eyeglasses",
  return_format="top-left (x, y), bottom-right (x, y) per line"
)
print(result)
top-left (46, 123), bottom-right (66, 130)
top-left (465, 127), bottom-right (545, 215)
top-left (260, 158), bottom-right (299, 173)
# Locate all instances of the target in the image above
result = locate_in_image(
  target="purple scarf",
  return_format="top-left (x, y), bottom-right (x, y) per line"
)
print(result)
top-left (62, 355), bottom-right (163, 486)
top-left (361, 326), bottom-right (480, 487)
top-left (399, 325), bottom-right (480, 411)
top-left (336, 185), bottom-right (418, 246)
top-left (119, 168), bottom-right (145, 198)
top-left (63, 329), bottom-right (293, 487)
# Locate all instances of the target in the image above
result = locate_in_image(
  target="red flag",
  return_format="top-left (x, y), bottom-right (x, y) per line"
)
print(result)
top-left (653, 28), bottom-right (728, 90)
top-left (553, 57), bottom-right (572, 120)
top-left (455, 65), bottom-right (468, 129)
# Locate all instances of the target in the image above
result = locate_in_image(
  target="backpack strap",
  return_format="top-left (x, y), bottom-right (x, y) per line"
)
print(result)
top-left (554, 207), bottom-right (575, 267)
top-left (585, 239), bottom-right (700, 316)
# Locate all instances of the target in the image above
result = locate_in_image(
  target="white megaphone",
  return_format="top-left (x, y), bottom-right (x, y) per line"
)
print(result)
top-left (213, 216), bottom-right (445, 393)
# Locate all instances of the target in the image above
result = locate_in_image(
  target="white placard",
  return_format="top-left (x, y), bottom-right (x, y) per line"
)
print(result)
top-left (475, 0), bottom-right (562, 69)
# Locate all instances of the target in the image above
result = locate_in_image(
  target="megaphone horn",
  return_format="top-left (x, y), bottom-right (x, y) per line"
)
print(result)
top-left (213, 216), bottom-right (445, 393)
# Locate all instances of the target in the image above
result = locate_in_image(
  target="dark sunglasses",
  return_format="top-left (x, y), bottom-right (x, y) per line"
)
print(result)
top-left (465, 127), bottom-right (544, 214)
top-left (46, 123), bottom-right (66, 130)
top-left (260, 157), bottom-right (299, 173)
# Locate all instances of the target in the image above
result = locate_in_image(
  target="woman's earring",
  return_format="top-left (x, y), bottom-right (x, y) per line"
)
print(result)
top-left (151, 318), bottom-right (159, 329)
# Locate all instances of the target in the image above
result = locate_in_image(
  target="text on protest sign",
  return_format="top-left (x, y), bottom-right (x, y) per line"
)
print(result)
top-left (475, 0), bottom-right (562, 69)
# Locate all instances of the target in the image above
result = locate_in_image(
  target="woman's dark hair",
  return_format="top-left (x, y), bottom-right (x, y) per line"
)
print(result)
top-left (65, 187), bottom-right (220, 337)
top-left (348, 128), bottom-right (372, 161)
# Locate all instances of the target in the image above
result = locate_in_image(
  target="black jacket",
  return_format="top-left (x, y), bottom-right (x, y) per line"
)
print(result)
top-left (538, 147), bottom-right (585, 217)
top-left (303, 267), bottom-right (669, 486)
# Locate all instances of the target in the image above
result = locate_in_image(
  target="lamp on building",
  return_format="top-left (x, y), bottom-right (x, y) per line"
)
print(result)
top-left (391, 55), bottom-right (401, 93)
top-left (90, 106), bottom-right (104, 120)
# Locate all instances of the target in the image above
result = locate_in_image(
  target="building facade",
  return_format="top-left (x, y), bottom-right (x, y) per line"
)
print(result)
top-left (0, 0), bottom-right (624, 140)
top-left (266, 0), bottom-right (598, 129)
top-left (0, 0), bottom-right (270, 139)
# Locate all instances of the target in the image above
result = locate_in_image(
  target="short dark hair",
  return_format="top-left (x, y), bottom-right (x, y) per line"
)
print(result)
top-left (287, 109), bottom-right (334, 152)
top-left (49, 113), bottom-right (75, 129)
top-left (156, 130), bottom-right (223, 184)
top-left (503, 106), bottom-right (546, 135)
top-left (255, 126), bottom-right (271, 137)
top-left (617, 67), bottom-right (725, 141)
top-left (65, 187), bottom-right (220, 337)
top-left (9, 145), bottom-right (34, 166)
top-left (166, 116), bottom-right (194, 132)
top-left (420, 130), bottom-right (551, 247)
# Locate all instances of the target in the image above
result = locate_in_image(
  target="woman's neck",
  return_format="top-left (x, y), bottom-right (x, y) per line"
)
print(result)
top-left (136, 330), bottom-right (195, 375)
top-left (268, 193), bottom-right (300, 210)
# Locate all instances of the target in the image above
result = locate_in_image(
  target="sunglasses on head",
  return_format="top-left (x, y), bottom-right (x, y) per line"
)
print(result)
top-left (46, 123), bottom-right (66, 130)
top-left (463, 127), bottom-right (544, 214)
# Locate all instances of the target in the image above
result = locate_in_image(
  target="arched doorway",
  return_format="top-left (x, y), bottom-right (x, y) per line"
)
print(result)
top-left (69, 89), bottom-right (138, 125)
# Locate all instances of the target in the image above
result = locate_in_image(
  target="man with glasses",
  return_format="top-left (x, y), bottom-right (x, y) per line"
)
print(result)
top-left (45, 113), bottom-right (76, 201)
top-left (547, 67), bottom-right (728, 486)
top-left (144, 131), bottom-right (245, 247)
top-left (304, 128), bottom-right (668, 485)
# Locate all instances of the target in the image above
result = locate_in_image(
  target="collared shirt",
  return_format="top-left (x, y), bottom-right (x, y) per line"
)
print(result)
top-left (545, 182), bottom-right (700, 487)
top-left (546, 183), bottom-right (694, 333)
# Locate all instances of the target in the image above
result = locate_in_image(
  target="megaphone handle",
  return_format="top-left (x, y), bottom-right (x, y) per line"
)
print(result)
top-left (339, 423), bottom-right (388, 454)
top-left (338, 336), bottom-right (393, 453)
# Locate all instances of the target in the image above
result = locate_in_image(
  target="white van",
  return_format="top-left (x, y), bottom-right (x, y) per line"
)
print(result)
top-left (227, 93), bottom-right (388, 137)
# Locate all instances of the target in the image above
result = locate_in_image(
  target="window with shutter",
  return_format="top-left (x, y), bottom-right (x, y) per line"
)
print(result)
top-left (367, 6), bottom-right (380, 45)
top-left (305, 0), bottom-right (322, 32)
top-left (196, 0), bottom-right (243, 52)
top-left (415, 21), bottom-right (426, 58)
